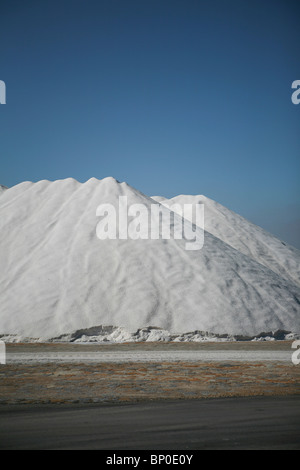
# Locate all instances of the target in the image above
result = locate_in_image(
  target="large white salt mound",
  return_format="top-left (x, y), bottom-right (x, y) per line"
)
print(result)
top-left (0, 177), bottom-right (299, 341)
top-left (152, 194), bottom-right (300, 287)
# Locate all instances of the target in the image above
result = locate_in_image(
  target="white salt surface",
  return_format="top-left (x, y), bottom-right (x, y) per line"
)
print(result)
top-left (152, 194), bottom-right (300, 287)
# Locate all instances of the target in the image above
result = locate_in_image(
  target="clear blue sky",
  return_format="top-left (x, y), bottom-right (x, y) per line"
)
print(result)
top-left (0, 0), bottom-right (299, 247)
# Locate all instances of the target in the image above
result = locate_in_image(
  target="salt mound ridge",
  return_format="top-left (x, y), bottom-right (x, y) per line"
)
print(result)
top-left (0, 177), bottom-right (299, 342)
top-left (2, 326), bottom-right (299, 344)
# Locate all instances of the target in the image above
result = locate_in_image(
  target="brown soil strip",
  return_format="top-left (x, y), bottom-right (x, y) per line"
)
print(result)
top-left (1, 360), bottom-right (299, 405)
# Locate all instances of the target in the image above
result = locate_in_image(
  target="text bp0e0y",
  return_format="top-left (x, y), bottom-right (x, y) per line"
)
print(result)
top-left (106, 454), bottom-right (193, 467)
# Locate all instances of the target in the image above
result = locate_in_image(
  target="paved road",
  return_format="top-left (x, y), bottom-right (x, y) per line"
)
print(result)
top-left (6, 350), bottom-right (293, 363)
top-left (0, 396), bottom-right (299, 450)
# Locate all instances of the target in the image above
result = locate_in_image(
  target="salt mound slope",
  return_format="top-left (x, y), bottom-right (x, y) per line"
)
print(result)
top-left (152, 195), bottom-right (300, 287)
top-left (0, 177), bottom-right (299, 341)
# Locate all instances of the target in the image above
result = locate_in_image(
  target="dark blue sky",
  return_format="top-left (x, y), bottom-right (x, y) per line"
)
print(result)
top-left (0, 0), bottom-right (299, 247)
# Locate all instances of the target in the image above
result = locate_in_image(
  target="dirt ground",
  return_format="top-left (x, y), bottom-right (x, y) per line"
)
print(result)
top-left (0, 341), bottom-right (299, 404)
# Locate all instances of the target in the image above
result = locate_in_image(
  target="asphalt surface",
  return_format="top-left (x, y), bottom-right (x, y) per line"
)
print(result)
top-left (6, 350), bottom-right (293, 363)
top-left (0, 396), bottom-right (299, 450)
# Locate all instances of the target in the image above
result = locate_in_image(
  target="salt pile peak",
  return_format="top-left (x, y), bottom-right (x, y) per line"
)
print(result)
top-left (152, 194), bottom-right (300, 287)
